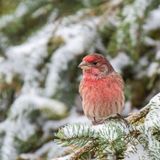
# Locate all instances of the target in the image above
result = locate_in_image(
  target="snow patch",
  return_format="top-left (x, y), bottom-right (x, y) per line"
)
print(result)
top-left (110, 52), bottom-right (131, 73)
top-left (144, 6), bottom-right (160, 31)
top-left (147, 62), bottom-right (159, 77)
top-left (45, 16), bottom-right (99, 97)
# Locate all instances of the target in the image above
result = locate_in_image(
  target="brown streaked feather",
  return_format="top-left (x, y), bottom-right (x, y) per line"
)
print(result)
top-left (79, 54), bottom-right (125, 125)
top-left (79, 72), bottom-right (124, 124)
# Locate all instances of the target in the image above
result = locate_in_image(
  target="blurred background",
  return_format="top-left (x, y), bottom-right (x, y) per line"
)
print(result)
top-left (0, 0), bottom-right (160, 159)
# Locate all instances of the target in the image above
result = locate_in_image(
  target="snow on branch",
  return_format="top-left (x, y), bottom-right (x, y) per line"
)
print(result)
top-left (53, 93), bottom-right (160, 160)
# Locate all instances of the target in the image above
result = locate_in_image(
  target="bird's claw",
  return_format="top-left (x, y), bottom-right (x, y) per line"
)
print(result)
top-left (105, 114), bottom-right (129, 127)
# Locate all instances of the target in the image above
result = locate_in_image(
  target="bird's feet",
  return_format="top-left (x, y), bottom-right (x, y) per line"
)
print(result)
top-left (105, 113), bottom-right (129, 127)
top-left (92, 114), bottom-right (129, 127)
top-left (92, 117), bottom-right (104, 125)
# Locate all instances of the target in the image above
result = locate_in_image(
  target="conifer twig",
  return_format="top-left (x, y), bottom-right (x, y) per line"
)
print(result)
top-left (52, 141), bottom-right (94, 160)
top-left (126, 105), bottom-right (150, 124)
top-left (53, 103), bottom-right (152, 160)
top-left (69, 141), bottom-right (94, 160)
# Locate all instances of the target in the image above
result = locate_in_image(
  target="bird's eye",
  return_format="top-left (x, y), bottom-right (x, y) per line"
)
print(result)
top-left (92, 62), bottom-right (98, 65)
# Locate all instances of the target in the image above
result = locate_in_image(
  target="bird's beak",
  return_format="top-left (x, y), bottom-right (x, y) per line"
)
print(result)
top-left (78, 61), bottom-right (89, 69)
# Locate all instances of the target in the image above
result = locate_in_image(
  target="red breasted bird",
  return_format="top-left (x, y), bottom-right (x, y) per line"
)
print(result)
top-left (79, 53), bottom-right (125, 125)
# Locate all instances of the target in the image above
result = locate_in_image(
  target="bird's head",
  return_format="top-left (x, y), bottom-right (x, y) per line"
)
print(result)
top-left (79, 53), bottom-right (114, 79)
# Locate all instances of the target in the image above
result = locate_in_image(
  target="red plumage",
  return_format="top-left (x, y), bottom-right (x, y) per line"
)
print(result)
top-left (79, 53), bottom-right (125, 125)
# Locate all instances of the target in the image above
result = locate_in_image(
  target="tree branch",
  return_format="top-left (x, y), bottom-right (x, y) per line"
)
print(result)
top-left (126, 105), bottom-right (150, 124)
top-left (52, 141), bottom-right (94, 160)
top-left (53, 99), bottom-right (154, 160)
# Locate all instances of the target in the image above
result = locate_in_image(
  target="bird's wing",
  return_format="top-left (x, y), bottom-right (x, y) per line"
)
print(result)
top-left (111, 72), bottom-right (124, 90)
top-left (79, 81), bottom-right (83, 101)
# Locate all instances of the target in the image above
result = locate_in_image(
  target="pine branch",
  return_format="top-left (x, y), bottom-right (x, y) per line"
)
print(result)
top-left (126, 104), bottom-right (150, 124)
top-left (126, 92), bottom-right (160, 124)
top-left (52, 141), bottom-right (94, 160)
top-left (53, 93), bottom-right (160, 160)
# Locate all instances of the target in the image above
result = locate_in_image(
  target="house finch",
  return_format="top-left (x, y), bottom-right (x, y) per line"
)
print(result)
top-left (79, 53), bottom-right (125, 125)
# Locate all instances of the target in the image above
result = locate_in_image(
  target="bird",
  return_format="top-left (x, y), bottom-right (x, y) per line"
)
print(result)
top-left (78, 53), bottom-right (125, 125)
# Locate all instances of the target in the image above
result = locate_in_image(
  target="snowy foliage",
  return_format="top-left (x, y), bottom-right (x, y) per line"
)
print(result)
top-left (0, 93), bottom-right (67, 160)
top-left (0, 0), bottom-right (160, 159)
top-left (44, 14), bottom-right (99, 97)
top-left (55, 93), bottom-right (160, 160)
